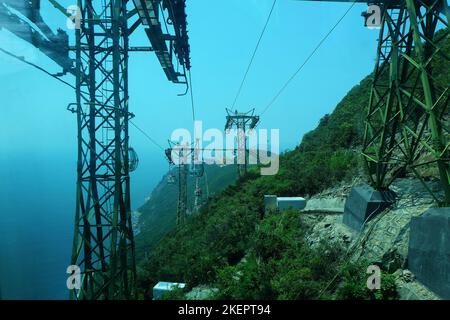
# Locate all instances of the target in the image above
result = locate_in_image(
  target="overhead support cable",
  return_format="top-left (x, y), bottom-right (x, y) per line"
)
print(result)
top-left (130, 120), bottom-right (166, 151)
top-left (260, 1), bottom-right (357, 116)
top-left (231, 0), bottom-right (278, 109)
top-left (189, 70), bottom-right (196, 122)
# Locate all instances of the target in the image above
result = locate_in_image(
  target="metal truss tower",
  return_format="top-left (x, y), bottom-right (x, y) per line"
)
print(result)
top-left (165, 143), bottom-right (191, 225)
top-left (1, 0), bottom-right (190, 299)
top-left (165, 140), bottom-right (205, 224)
top-left (225, 109), bottom-right (260, 178)
top-left (70, 0), bottom-right (135, 300)
top-left (69, 0), bottom-right (191, 299)
top-left (361, 0), bottom-right (449, 205)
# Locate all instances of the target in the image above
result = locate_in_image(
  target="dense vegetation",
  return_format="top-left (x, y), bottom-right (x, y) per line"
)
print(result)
top-left (214, 210), bottom-right (397, 300)
top-left (136, 74), bottom-right (373, 299)
top-left (136, 31), bottom-right (449, 299)
top-left (135, 164), bottom-right (237, 260)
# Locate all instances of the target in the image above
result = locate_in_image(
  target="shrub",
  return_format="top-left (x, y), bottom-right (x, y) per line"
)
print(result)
top-left (335, 261), bottom-right (398, 300)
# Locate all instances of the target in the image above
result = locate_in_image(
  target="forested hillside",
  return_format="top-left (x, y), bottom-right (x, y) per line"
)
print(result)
top-left (136, 32), bottom-right (449, 299)
top-left (135, 73), bottom-right (374, 299)
top-left (135, 164), bottom-right (238, 260)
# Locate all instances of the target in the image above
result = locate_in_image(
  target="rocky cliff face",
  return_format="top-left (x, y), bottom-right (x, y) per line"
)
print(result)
top-left (301, 177), bottom-right (444, 300)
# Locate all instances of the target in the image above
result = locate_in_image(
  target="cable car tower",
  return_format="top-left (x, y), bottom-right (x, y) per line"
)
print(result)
top-left (300, 0), bottom-right (449, 205)
top-left (0, 0), bottom-right (191, 299)
top-left (360, 0), bottom-right (449, 205)
top-left (225, 108), bottom-right (260, 178)
top-left (165, 141), bottom-right (203, 225)
top-left (70, 0), bottom-right (191, 300)
top-left (328, 0), bottom-right (448, 205)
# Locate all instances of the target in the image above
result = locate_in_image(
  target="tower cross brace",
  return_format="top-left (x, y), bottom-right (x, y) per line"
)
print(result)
top-left (361, 0), bottom-right (449, 205)
top-left (68, 0), bottom-right (191, 299)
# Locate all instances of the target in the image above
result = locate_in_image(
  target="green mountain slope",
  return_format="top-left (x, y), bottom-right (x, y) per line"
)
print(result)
top-left (135, 164), bottom-right (238, 260)
top-left (135, 74), bottom-right (374, 299)
top-left (137, 32), bottom-right (449, 299)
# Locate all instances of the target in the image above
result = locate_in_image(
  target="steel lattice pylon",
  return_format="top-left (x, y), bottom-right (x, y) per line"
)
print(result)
top-left (64, 0), bottom-right (191, 299)
top-left (224, 109), bottom-right (260, 178)
top-left (362, 0), bottom-right (450, 205)
top-left (165, 143), bottom-right (200, 226)
top-left (0, 0), bottom-right (171, 300)
top-left (70, 0), bottom-right (136, 300)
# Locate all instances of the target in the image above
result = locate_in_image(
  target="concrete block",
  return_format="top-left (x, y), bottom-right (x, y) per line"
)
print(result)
top-left (153, 281), bottom-right (186, 300)
top-left (277, 197), bottom-right (307, 211)
top-left (264, 195), bottom-right (307, 213)
top-left (264, 195), bottom-right (277, 212)
top-left (343, 185), bottom-right (396, 231)
top-left (304, 197), bottom-right (346, 213)
top-left (408, 207), bottom-right (450, 299)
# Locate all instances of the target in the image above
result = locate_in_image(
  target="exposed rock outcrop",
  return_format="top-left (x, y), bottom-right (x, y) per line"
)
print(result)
top-left (301, 178), bottom-right (444, 300)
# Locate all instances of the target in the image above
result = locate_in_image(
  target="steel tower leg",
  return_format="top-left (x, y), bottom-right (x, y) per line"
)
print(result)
top-left (194, 176), bottom-right (201, 212)
top-left (177, 163), bottom-right (188, 225)
top-left (70, 0), bottom-right (136, 300)
top-left (405, 0), bottom-right (450, 205)
top-left (362, 0), bottom-right (449, 205)
top-left (237, 121), bottom-right (247, 178)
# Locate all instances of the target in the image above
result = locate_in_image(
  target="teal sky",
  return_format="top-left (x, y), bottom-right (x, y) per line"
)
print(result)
top-left (0, 0), bottom-right (379, 204)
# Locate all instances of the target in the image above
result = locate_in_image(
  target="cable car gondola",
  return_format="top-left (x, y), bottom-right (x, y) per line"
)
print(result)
top-left (128, 147), bottom-right (139, 172)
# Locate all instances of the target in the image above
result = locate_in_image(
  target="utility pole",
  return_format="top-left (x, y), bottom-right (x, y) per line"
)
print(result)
top-left (225, 109), bottom-right (260, 178)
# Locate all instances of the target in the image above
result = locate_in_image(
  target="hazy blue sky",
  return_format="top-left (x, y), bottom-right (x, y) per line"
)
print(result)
top-left (1, 0), bottom-right (379, 168)
top-left (0, 0), bottom-right (379, 298)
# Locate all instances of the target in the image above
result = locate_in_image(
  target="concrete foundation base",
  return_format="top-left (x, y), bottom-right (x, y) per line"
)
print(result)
top-left (343, 185), bottom-right (396, 231)
top-left (408, 207), bottom-right (450, 299)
